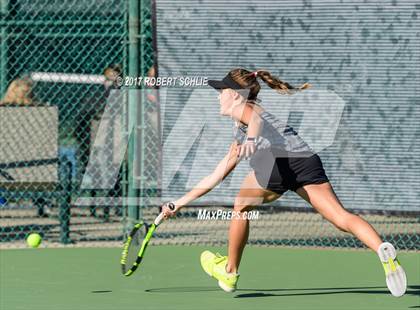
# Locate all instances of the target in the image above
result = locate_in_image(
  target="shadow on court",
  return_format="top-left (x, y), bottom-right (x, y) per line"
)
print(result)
top-left (145, 287), bottom-right (219, 293)
top-left (234, 284), bottom-right (420, 298)
top-left (145, 285), bottom-right (420, 298)
top-left (91, 290), bottom-right (113, 294)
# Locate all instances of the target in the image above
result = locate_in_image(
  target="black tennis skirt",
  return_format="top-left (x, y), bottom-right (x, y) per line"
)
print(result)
top-left (250, 149), bottom-right (329, 195)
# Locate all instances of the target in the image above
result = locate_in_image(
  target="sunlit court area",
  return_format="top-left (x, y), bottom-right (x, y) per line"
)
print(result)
top-left (1, 1), bottom-right (419, 310)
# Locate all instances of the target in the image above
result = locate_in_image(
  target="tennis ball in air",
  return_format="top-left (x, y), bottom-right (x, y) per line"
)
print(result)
top-left (27, 233), bottom-right (42, 248)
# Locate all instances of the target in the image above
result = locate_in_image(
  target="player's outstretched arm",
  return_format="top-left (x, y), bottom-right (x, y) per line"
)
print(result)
top-left (162, 142), bottom-right (240, 217)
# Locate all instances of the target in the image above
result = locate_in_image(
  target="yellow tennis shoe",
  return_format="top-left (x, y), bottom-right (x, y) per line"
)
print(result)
top-left (200, 250), bottom-right (239, 292)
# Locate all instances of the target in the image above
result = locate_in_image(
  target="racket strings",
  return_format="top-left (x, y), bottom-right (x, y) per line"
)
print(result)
top-left (125, 228), bottom-right (146, 269)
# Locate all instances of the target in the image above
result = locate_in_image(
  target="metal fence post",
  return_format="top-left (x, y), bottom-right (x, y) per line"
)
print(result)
top-left (127, 0), bottom-right (141, 225)
top-left (0, 0), bottom-right (8, 96)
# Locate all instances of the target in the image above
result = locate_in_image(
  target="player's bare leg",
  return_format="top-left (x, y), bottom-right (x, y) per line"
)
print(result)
top-left (226, 171), bottom-right (280, 273)
top-left (295, 182), bottom-right (382, 251)
top-left (296, 182), bottom-right (407, 297)
top-left (200, 171), bottom-right (280, 292)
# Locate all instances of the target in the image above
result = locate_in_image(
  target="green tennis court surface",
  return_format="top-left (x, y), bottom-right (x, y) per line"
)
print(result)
top-left (1, 246), bottom-right (419, 310)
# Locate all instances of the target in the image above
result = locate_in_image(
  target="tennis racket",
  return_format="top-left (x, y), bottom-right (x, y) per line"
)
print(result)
top-left (120, 202), bottom-right (175, 276)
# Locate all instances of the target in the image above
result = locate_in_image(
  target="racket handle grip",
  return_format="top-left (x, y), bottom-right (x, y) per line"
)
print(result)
top-left (154, 212), bottom-right (165, 226)
top-left (154, 202), bottom-right (176, 226)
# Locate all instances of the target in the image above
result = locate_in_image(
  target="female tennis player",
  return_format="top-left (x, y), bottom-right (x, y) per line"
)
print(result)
top-left (161, 68), bottom-right (407, 297)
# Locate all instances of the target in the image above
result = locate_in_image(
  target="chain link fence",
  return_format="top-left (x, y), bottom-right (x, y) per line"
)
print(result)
top-left (1, 0), bottom-right (419, 250)
top-left (0, 0), bottom-right (133, 247)
top-left (150, 0), bottom-right (420, 251)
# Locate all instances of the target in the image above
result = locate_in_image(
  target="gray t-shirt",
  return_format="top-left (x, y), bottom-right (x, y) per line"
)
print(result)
top-left (233, 110), bottom-right (314, 156)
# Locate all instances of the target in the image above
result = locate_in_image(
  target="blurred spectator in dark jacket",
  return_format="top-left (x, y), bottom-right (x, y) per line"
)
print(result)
top-left (77, 64), bottom-right (123, 219)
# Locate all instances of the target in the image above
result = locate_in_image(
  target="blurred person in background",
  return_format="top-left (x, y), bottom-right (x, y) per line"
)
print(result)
top-left (0, 76), bottom-right (34, 106)
top-left (80, 64), bottom-right (123, 219)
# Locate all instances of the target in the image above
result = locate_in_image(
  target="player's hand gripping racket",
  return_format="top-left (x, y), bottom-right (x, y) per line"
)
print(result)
top-left (120, 202), bottom-right (175, 276)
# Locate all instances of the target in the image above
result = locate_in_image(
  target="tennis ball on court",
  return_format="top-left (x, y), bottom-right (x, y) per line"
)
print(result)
top-left (27, 233), bottom-right (42, 248)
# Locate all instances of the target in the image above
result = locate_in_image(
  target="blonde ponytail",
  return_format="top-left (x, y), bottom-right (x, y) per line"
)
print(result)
top-left (256, 70), bottom-right (311, 95)
top-left (225, 68), bottom-right (311, 102)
